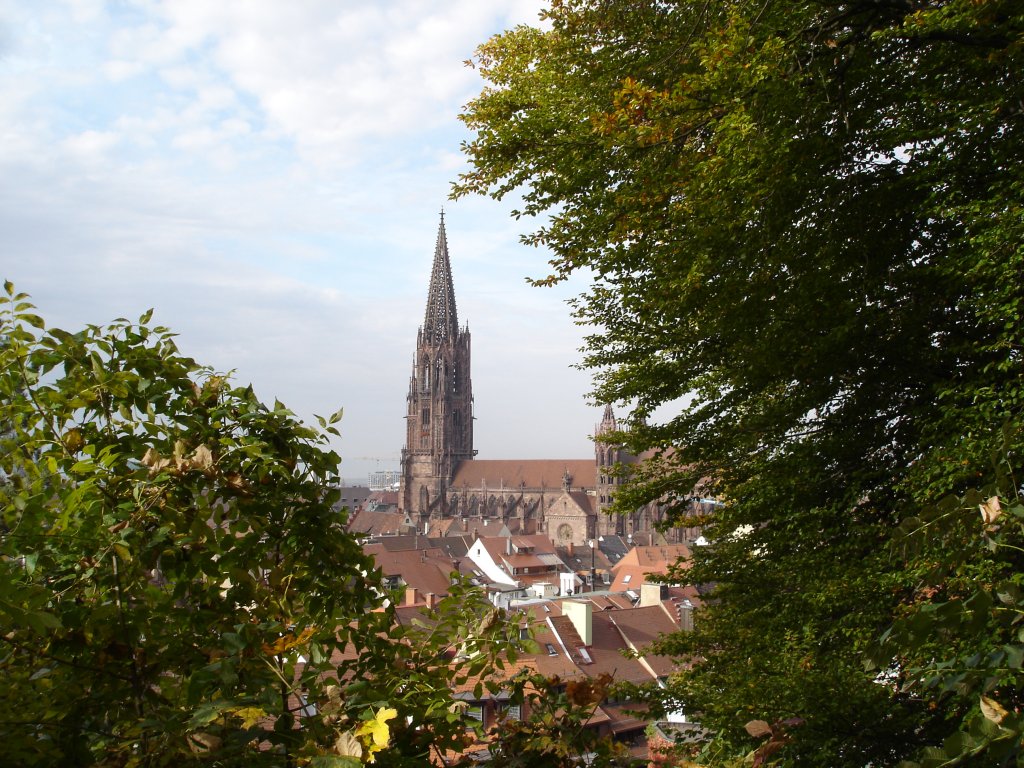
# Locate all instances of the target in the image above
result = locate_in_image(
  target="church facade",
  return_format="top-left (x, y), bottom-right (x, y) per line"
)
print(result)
top-left (398, 215), bottom-right (686, 547)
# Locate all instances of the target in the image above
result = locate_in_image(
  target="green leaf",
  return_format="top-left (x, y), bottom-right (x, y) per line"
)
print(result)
top-left (25, 610), bottom-right (62, 634)
top-left (21, 314), bottom-right (45, 329)
top-left (310, 757), bottom-right (361, 768)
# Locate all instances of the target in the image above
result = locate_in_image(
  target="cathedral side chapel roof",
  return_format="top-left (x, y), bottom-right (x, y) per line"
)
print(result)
top-left (568, 490), bottom-right (597, 514)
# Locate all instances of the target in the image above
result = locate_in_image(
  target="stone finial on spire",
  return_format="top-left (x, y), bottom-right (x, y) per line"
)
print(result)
top-left (423, 211), bottom-right (459, 344)
top-left (597, 404), bottom-right (617, 435)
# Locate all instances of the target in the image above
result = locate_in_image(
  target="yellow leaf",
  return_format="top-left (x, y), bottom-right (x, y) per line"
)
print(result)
top-left (189, 444), bottom-right (215, 473)
top-left (261, 626), bottom-right (315, 655)
top-left (980, 694), bottom-right (1008, 724)
top-left (333, 730), bottom-right (362, 759)
top-left (356, 707), bottom-right (398, 762)
top-left (64, 428), bottom-right (84, 452)
top-left (980, 496), bottom-right (1002, 525)
top-left (744, 719), bottom-right (772, 738)
top-left (142, 447), bottom-right (172, 476)
top-left (227, 706), bottom-right (266, 729)
top-left (188, 731), bottom-right (222, 754)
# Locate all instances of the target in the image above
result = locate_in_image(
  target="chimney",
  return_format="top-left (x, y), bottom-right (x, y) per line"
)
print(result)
top-left (640, 582), bottom-right (667, 608)
top-left (405, 586), bottom-right (418, 607)
top-left (426, 592), bottom-right (437, 609)
top-left (567, 541), bottom-right (574, 557)
top-left (680, 598), bottom-right (694, 632)
top-left (562, 600), bottom-right (593, 646)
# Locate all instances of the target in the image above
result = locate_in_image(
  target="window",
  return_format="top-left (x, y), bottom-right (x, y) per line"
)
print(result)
top-left (464, 704), bottom-right (484, 726)
top-left (499, 703), bottom-right (521, 721)
top-left (622, 574), bottom-right (631, 584)
top-left (545, 643), bottom-right (558, 656)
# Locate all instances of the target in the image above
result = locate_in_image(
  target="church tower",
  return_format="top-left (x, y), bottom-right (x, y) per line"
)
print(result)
top-left (595, 404), bottom-right (625, 537)
top-left (399, 213), bottom-right (474, 524)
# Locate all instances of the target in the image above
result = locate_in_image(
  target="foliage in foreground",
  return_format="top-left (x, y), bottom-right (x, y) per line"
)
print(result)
top-left (867, 456), bottom-right (1024, 768)
top-left (457, 0), bottom-right (1023, 765)
top-left (0, 287), bottom-right (529, 767)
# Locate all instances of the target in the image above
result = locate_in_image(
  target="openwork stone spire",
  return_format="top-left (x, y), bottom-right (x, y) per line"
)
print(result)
top-left (400, 212), bottom-right (474, 522)
top-left (422, 211), bottom-right (459, 344)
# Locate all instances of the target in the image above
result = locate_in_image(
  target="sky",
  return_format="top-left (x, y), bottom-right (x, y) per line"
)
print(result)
top-left (0, 0), bottom-right (605, 484)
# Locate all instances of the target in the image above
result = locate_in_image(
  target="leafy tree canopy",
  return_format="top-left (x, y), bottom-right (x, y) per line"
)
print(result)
top-left (0, 286), bottom-right (524, 767)
top-left (457, 1), bottom-right (1024, 765)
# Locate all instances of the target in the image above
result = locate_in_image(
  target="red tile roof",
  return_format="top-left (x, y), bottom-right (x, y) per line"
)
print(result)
top-left (451, 459), bottom-right (598, 490)
top-left (610, 544), bottom-right (692, 591)
top-left (346, 508), bottom-right (406, 536)
top-left (364, 545), bottom-right (457, 600)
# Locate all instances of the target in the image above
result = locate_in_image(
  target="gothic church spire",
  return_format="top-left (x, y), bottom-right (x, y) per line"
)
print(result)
top-left (400, 212), bottom-right (474, 521)
top-left (423, 211), bottom-right (459, 344)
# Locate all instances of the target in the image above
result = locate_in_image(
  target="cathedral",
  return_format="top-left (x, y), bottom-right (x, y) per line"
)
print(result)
top-left (398, 215), bottom-right (689, 547)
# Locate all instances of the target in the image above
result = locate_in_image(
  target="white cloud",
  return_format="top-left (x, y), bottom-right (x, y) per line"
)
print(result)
top-left (62, 0), bottom-right (105, 24)
top-left (136, 0), bottom-right (538, 160)
top-left (0, 0), bottom-right (606, 483)
top-left (61, 129), bottom-right (121, 158)
top-left (103, 58), bottom-right (146, 80)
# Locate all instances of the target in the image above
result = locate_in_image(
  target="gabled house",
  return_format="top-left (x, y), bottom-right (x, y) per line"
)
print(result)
top-left (609, 543), bottom-right (692, 592)
top-left (464, 534), bottom-right (576, 607)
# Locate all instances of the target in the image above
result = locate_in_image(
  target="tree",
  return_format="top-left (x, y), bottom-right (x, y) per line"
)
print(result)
top-left (480, 672), bottom-right (642, 767)
top-left (865, 455), bottom-right (1024, 768)
top-left (456, 1), bottom-right (1024, 765)
top-left (0, 286), bottom-right (516, 767)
